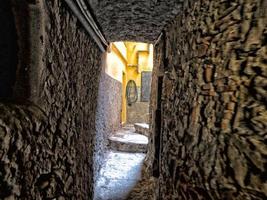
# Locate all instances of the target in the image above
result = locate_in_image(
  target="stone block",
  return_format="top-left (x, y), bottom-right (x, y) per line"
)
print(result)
top-left (204, 65), bottom-right (213, 82)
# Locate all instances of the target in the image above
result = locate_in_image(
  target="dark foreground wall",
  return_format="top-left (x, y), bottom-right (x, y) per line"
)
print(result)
top-left (151, 0), bottom-right (267, 199)
top-left (0, 0), bottom-right (102, 199)
top-left (0, 0), bottom-right (17, 98)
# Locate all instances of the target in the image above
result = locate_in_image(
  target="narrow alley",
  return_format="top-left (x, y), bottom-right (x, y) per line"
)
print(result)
top-left (94, 125), bottom-right (148, 200)
top-left (0, 0), bottom-right (267, 200)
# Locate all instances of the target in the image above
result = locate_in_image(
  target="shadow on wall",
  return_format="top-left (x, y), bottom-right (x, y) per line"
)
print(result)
top-left (0, 0), bottom-right (18, 98)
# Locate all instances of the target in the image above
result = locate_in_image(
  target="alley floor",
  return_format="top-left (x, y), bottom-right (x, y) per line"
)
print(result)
top-left (94, 151), bottom-right (146, 200)
top-left (94, 124), bottom-right (154, 200)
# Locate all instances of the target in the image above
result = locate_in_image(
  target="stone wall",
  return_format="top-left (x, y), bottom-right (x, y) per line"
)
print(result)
top-left (127, 85), bottom-right (150, 124)
top-left (89, 0), bottom-right (184, 42)
top-left (127, 102), bottom-right (149, 124)
top-left (0, 0), bottom-right (102, 199)
top-left (11, 0), bottom-right (44, 102)
top-left (150, 0), bottom-right (267, 199)
top-left (95, 58), bottom-right (122, 181)
top-left (147, 35), bottom-right (164, 179)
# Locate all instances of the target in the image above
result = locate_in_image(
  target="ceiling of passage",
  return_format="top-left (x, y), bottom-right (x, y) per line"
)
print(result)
top-left (88, 0), bottom-right (184, 43)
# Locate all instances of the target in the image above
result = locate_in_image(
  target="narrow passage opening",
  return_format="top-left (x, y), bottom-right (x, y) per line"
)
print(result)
top-left (94, 41), bottom-right (154, 200)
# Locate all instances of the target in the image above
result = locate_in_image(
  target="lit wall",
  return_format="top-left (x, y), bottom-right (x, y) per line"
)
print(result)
top-left (103, 44), bottom-right (125, 83)
top-left (124, 42), bottom-right (153, 124)
top-left (124, 42), bottom-right (153, 87)
top-left (105, 41), bottom-right (153, 124)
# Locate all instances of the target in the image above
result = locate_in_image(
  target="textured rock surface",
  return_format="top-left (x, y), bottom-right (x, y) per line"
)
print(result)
top-left (95, 62), bottom-right (122, 182)
top-left (1, 0), bottom-right (267, 199)
top-left (134, 123), bottom-right (149, 137)
top-left (127, 102), bottom-right (150, 124)
top-left (126, 163), bottom-right (156, 200)
top-left (88, 0), bottom-right (184, 42)
top-left (0, 103), bottom-right (52, 199)
top-left (0, 0), bottom-right (102, 199)
top-left (39, 1), bottom-right (102, 199)
top-left (150, 0), bottom-right (267, 199)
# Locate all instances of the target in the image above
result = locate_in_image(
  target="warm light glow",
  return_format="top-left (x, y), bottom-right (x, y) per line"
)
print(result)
top-left (104, 44), bottom-right (125, 82)
top-left (103, 41), bottom-right (153, 124)
top-left (113, 42), bottom-right (127, 60)
top-left (148, 44), bottom-right (154, 71)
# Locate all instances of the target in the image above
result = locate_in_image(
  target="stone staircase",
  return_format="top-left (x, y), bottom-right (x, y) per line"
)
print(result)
top-left (108, 124), bottom-right (149, 153)
top-left (134, 123), bottom-right (149, 136)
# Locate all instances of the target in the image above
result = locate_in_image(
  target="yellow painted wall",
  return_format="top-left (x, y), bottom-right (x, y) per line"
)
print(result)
top-left (104, 47), bottom-right (124, 83)
top-left (114, 42), bottom-right (127, 61)
top-left (106, 41), bottom-right (153, 124)
top-left (125, 42), bottom-right (149, 67)
top-left (124, 42), bottom-right (153, 87)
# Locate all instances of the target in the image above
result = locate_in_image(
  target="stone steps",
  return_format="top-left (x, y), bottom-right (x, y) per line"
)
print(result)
top-left (134, 123), bottom-right (149, 136)
top-left (108, 125), bottom-right (148, 153)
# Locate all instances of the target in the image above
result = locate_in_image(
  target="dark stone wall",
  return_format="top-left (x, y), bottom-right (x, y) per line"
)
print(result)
top-left (147, 36), bottom-right (164, 179)
top-left (95, 58), bottom-right (122, 181)
top-left (0, 103), bottom-right (53, 199)
top-left (0, 0), bottom-right (18, 98)
top-left (89, 0), bottom-right (184, 42)
top-left (10, 0), bottom-right (44, 102)
top-left (0, 0), bottom-right (102, 199)
top-left (150, 0), bottom-right (267, 199)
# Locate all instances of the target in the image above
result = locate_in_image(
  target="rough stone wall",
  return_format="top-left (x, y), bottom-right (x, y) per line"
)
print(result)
top-left (95, 59), bottom-right (122, 181)
top-left (147, 36), bottom-right (164, 178)
top-left (88, 0), bottom-right (184, 42)
top-left (151, 0), bottom-right (267, 199)
top-left (0, 103), bottom-right (53, 199)
top-left (0, 0), bottom-right (102, 199)
top-left (127, 102), bottom-right (149, 124)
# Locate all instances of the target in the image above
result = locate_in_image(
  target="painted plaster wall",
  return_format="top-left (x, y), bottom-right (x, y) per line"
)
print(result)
top-left (124, 42), bottom-right (153, 124)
